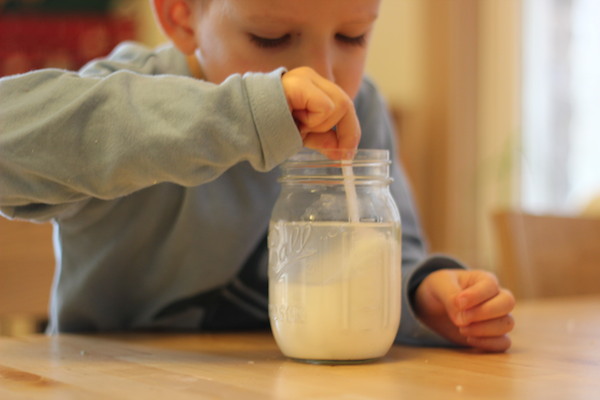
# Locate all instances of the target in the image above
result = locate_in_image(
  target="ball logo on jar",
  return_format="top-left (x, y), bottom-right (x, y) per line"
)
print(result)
top-left (268, 221), bottom-right (317, 279)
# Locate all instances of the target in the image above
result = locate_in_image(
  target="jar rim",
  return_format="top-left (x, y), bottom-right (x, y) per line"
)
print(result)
top-left (284, 149), bottom-right (390, 166)
top-left (279, 149), bottom-right (392, 184)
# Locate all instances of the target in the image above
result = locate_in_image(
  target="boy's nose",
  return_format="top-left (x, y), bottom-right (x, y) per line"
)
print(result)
top-left (309, 61), bottom-right (334, 82)
top-left (303, 47), bottom-right (335, 82)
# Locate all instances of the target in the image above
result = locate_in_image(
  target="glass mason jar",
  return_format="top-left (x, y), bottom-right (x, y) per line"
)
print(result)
top-left (268, 149), bottom-right (402, 364)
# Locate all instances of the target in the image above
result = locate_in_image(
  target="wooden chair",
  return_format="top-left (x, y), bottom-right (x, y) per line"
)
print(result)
top-left (0, 218), bottom-right (54, 335)
top-left (492, 210), bottom-right (600, 299)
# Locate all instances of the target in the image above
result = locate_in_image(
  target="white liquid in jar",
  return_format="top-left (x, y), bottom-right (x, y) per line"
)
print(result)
top-left (268, 221), bottom-right (401, 362)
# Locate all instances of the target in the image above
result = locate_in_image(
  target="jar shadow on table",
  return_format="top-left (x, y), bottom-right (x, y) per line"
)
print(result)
top-left (102, 332), bottom-right (420, 365)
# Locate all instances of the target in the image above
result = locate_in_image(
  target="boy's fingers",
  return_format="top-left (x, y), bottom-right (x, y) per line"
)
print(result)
top-left (292, 110), bottom-right (309, 136)
top-left (455, 271), bottom-right (501, 309)
top-left (333, 100), bottom-right (361, 158)
top-left (459, 314), bottom-right (515, 337)
top-left (418, 270), bottom-right (465, 324)
top-left (303, 96), bottom-right (336, 129)
top-left (420, 270), bottom-right (515, 327)
top-left (301, 84), bottom-right (355, 136)
top-left (302, 130), bottom-right (339, 150)
top-left (283, 67), bottom-right (360, 158)
top-left (459, 288), bottom-right (516, 326)
top-left (465, 335), bottom-right (512, 353)
top-left (293, 88), bottom-right (335, 130)
top-left (284, 68), bottom-right (336, 128)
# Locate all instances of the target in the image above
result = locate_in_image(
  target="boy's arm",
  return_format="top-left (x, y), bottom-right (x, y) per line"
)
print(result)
top-left (0, 63), bottom-right (301, 221)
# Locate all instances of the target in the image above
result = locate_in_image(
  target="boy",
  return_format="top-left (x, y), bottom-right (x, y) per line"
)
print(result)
top-left (0, 0), bottom-right (514, 352)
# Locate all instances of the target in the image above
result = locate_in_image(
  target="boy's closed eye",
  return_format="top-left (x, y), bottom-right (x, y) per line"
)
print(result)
top-left (247, 33), bottom-right (368, 49)
top-left (335, 33), bottom-right (367, 47)
top-left (249, 34), bottom-right (292, 49)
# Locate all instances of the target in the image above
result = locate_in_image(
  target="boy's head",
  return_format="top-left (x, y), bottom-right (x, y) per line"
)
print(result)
top-left (152, 0), bottom-right (380, 99)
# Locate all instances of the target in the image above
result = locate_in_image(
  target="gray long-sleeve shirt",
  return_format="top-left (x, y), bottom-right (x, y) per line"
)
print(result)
top-left (0, 42), bottom-right (461, 345)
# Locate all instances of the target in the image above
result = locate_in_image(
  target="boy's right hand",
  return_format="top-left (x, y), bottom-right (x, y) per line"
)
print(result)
top-left (281, 67), bottom-right (361, 159)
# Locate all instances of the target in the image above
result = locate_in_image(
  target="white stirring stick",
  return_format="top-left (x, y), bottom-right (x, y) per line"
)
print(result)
top-left (341, 161), bottom-right (360, 223)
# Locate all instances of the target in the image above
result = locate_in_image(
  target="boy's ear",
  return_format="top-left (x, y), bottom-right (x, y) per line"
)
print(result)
top-left (152, 0), bottom-right (197, 55)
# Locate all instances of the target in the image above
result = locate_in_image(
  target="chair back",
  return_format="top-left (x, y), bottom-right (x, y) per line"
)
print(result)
top-left (492, 210), bottom-right (600, 299)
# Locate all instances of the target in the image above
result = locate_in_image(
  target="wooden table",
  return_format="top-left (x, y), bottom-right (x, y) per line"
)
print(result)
top-left (1, 295), bottom-right (599, 400)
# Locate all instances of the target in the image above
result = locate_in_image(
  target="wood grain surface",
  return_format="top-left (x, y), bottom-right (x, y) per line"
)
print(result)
top-left (1, 295), bottom-right (599, 399)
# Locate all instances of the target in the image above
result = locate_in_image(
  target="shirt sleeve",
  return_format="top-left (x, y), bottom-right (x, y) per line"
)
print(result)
top-left (0, 43), bottom-right (302, 221)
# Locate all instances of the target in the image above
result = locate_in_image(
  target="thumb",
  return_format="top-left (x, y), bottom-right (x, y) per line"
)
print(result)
top-left (417, 269), bottom-right (465, 326)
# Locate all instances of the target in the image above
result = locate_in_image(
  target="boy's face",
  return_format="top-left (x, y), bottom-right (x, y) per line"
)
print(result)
top-left (190, 0), bottom-right (380, 99)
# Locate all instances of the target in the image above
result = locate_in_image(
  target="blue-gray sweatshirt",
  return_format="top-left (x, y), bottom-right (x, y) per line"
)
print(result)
top-left (0, 42), bottom-right (461, 345)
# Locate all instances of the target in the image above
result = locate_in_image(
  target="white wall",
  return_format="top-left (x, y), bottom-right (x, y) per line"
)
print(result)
top-left (366, 0), bottom-right (427, 107)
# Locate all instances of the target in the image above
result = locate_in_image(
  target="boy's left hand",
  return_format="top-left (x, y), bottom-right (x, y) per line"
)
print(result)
top-left (414, 269), bottom-right (516, 352)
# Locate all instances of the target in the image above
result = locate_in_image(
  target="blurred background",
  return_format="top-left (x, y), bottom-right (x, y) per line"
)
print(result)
top-left (1, 0), bottom-right (600, 333)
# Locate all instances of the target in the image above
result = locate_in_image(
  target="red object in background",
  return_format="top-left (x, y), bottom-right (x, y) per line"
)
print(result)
top-left (0, 14), bottom-right (135, 76)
